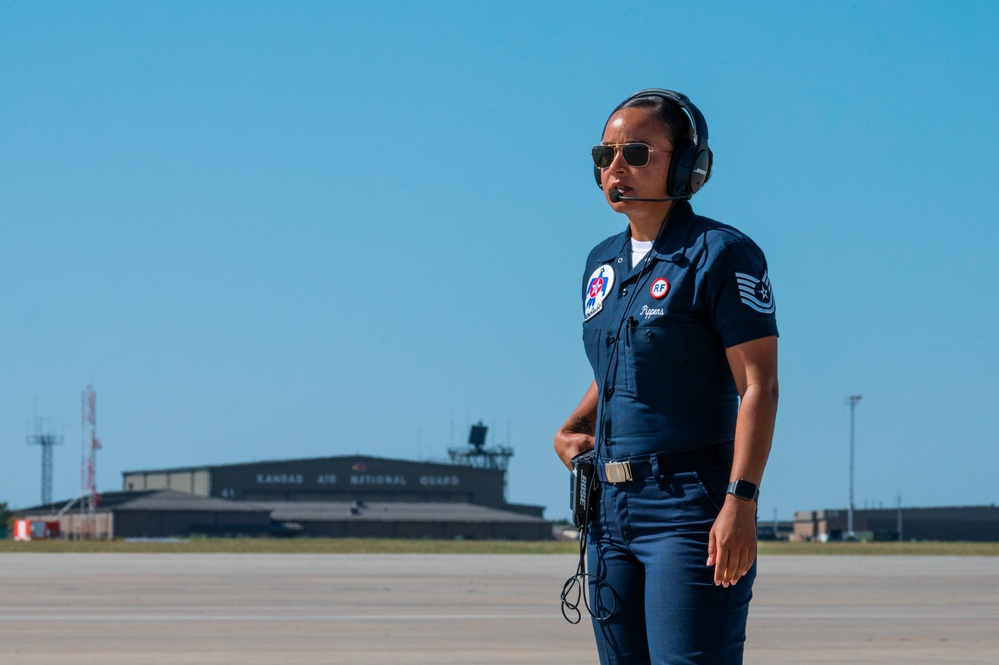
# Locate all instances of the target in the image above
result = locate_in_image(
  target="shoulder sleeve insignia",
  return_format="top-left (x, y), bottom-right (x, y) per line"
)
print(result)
top-left (734, 270), bottom-right (775, 314)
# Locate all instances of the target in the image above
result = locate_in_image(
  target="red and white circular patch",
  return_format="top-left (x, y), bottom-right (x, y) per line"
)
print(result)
top-left (650, 278), bottom-right (670, 299)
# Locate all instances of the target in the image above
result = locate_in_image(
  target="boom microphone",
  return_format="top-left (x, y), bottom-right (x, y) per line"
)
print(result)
top-left (609, 188), bottom-right (682, 203)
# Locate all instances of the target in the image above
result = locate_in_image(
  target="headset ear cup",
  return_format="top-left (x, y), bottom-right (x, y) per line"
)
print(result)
top-left (668, 141), bottom-right (697, 199)
top-left (688, 149), bottom-right (710, 195)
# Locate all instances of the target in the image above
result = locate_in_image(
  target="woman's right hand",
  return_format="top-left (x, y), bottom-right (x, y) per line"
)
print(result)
top-left (554, 381), bottom-right (599, 469)
top-left (554, 427), bottom-right (595, 470)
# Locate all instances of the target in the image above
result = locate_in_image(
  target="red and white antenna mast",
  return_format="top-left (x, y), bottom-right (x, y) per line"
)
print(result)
top-left (81, 385), bottom-right (101, 539)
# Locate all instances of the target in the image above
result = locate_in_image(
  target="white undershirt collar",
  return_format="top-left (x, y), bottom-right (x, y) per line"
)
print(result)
top-left (630, 238), bottom-right (654, 270)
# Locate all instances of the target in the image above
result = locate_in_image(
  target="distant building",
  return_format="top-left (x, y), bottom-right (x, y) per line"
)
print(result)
top-left (793, 505), bottom-right (999, 542)
top-left (13, 487), bottom-right (552, 541)
top-left (13, 490), bottom-right (271, 540)
top-left (121, 453), bottom-right (536, 513)
top-left (756, 519), bottom-right (794, 541)
top-left (12, 451), bottom-right (552, 541)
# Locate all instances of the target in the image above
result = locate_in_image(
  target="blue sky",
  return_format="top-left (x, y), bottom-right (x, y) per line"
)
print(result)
top-left (2, 1), bottom-right (997, 522)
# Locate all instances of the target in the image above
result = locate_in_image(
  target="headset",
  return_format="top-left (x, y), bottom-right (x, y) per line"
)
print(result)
top-left (593, 88), bottom-right (712, 200)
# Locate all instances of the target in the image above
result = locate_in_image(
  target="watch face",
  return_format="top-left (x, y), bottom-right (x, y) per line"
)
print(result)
top-left (728, 479), bottom-right (759, 501)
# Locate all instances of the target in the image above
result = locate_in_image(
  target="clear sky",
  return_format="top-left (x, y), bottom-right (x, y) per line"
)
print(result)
top-left (2, 1), bottom-right (998, 522)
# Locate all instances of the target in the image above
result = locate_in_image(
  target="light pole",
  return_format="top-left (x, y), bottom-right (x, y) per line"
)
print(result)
top-left (846, 394), bottom-right (862, 539)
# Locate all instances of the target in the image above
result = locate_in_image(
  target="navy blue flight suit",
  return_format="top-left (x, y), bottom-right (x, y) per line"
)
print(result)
top-left (581, 199), bottom-right (778, 665)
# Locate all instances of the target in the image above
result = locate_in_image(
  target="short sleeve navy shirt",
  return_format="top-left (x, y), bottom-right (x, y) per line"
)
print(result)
top-left (581, 199), bottom-right (778, 459)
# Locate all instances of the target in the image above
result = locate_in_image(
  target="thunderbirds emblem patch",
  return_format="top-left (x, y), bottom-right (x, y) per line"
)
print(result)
top-left (584, 265), bottom-right (615, 321)
top-left (735, 270), bottom-right (775, 314)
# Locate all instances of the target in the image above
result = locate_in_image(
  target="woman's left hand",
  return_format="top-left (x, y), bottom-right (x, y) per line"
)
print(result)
top-left (706, 495), bottom-right (758, 587)
top-left (708, 335), bottom-right (777, 587)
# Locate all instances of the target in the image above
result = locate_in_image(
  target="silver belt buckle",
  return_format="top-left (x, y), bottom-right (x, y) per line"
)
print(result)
top-left (604, 461), bottom-right (633, 484)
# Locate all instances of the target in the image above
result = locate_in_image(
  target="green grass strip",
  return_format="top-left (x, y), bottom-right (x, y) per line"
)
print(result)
top-left (2, 539), bottom-right (999, 555)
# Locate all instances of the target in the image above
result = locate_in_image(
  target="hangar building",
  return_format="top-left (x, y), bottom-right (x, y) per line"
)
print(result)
top-left (121, 453), bottom-right (535, 513)
top-left (116, 452), bottom-right (550, 539)
top-left (13, 425), bottom-right (553, 540)
top-left (14, 484), bottom-right (551, 541)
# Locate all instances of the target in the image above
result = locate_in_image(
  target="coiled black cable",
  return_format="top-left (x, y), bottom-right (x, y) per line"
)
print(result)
top-left (560, 485), bottom-right (618, 624)
top-left (560, 203), bottom-right (685, 625)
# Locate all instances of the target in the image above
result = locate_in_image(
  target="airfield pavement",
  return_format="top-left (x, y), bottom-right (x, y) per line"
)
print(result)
top-left (0, 553), bottom-right (997, 664)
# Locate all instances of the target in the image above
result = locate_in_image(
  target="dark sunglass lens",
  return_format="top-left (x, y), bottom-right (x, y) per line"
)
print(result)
top-left (621, 143), bottom-right (651, 167)
top-left (591, 145), bottom-right (614, 168)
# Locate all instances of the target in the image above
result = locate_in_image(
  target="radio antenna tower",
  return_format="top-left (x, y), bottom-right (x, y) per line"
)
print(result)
top-left (26, 418), bottom-right (63, 505)
top-left (81, 385), bottom-right (102, 539)
top-left (448, 421), bottom-right (514, 499)
top-left (448, 421), bottom-right (513, 471)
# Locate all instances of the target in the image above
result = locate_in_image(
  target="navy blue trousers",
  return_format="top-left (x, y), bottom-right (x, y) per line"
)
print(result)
top-left (587, 458), bottom-right (755, 665)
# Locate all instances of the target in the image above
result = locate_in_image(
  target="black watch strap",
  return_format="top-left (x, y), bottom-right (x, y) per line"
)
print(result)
top-left (727, 479), bottom-right (760, 502)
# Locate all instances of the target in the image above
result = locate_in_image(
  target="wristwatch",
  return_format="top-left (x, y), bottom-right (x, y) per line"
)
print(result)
top-left (726, 479), bottom-right (760, 503)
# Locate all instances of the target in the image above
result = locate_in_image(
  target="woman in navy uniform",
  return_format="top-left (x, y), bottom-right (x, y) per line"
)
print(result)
top-left (554, 89), bottom-right (779, 664)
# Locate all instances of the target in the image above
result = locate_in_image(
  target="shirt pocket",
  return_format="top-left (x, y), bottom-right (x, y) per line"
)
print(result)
top-left (582, 326), bottom-right (607, 378)
top-left (628, 320), bottom-right (689, 404)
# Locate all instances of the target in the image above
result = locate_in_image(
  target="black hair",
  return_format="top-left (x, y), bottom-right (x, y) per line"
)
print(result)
top-left (617, 95), bottom-right (692, 148)
top-left (612, 95), bottom-right (713, 185)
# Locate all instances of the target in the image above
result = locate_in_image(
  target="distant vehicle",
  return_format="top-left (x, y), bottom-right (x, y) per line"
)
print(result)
top-left (12, 519), bottom-right (61, 541)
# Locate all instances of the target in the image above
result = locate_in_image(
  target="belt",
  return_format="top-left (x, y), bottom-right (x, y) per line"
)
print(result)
top-left (597, 442), bottom-right (731, 484)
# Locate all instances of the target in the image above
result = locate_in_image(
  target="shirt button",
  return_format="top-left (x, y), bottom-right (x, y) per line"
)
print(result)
top-left (604, 386), bottom-right (615, 398)
top-left (606, 335), bottom-right (616, 345)
top-left (620, 287), bottom-right (628, 296)
top-left (616, 257), bottom-right (624, 263)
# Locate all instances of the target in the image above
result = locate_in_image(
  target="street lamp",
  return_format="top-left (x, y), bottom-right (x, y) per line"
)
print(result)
top-left (846, 394), bottom-right (862, 539)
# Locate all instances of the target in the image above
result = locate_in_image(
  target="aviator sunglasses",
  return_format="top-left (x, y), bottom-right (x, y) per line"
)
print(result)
top-left (591, 142), bottom-right (670, 169)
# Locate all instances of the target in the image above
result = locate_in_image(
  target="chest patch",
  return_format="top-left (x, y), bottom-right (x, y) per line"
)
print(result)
top-left (584, 264), bottom-right (615, 321)
top-left (650, 278), bottom-right (670, 299)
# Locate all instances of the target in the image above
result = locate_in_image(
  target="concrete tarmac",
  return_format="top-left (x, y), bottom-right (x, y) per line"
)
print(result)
top-left (1, 553), bottom-right (997, 664)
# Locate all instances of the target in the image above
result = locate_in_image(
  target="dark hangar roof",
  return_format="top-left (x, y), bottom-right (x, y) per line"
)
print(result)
top-left (121, 454), bottom-right (492, 476)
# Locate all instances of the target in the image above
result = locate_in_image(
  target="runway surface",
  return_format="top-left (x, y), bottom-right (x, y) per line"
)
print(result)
top-left (1, 553), bottom-right (997, 664)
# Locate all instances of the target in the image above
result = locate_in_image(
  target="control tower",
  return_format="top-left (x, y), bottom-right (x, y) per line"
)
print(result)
top-left (447, 421), bottom-right (513, 473)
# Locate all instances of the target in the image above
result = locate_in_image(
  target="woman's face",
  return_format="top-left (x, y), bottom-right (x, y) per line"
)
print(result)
top-left (599, 107), bottom-right (673, 211)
